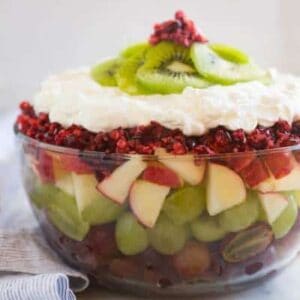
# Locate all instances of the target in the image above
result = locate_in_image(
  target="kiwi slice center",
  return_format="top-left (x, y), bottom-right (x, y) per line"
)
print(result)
top-left (166, 61), bottom-right (195, 74)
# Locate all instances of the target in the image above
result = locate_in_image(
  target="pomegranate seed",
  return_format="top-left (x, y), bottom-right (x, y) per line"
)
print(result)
top-left (15, 102), bottom-right (300, 156)
top-left (149, 10), bottom-right (208, 47)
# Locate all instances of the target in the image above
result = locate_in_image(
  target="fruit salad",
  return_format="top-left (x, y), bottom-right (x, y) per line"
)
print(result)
top-left (15, 11), bottom-right (300, 296)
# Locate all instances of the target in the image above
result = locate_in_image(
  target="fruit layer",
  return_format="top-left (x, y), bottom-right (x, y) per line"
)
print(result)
top-left (21, 129), bottom-right (300, 290)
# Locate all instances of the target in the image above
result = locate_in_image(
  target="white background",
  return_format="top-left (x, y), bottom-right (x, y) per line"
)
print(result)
top-left (0, 0), bottom-right (300, 111)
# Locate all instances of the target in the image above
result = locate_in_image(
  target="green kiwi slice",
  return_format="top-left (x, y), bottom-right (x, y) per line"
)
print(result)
top-left (91, 58), bottom-right (121, 87)
top-left (210, 44), bottom-right (249, 64)
top-left (191, 43), bottom-right (267, 85)
top-left (137, 42), bottom-right (211, 94)
top-left (116, 49), bottom-right (150, 95)
top-left (121, 42), bottom-right (150, 58)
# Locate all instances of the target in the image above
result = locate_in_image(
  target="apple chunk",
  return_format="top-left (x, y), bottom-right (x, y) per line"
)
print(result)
top-left (97, 157), bottom-right (147, 204)
top-left (259, 192), bottom-right (288, 224)
top-left (142, 162), bottom-right (183, 188)
top-left (264, 152), bottom-right (293, 179)
top-left (155, 148), bottom-right (205, 185)
top-left (72, 173), bottom-right (98, 212)
top-left (130, 180), bottom-right (170, 228)
top-left (239, 158), bottom-right (270, 188)
top-left (273, 165), bottom-right (300, 191)
top-left (227, 152), bottom-right (256, 172)
top-left (255, 159), bottom-right (300, 192)
top-left (52, 158), bottom-right (74, 196)
top-left (207, 163), bottom-right (246, 216)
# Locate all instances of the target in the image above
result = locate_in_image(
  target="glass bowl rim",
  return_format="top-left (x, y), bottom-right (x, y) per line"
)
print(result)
top-left (16, 132), bottom-right (300, 161)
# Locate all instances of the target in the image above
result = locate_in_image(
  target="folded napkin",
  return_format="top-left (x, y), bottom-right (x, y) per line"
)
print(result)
top-left (0, 230), bottom-right (89, 300)
top-left (0, 274), bottom-right (75, 300)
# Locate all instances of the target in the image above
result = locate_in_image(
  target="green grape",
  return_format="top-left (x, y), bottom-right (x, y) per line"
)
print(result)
top-left (82, 193), bottom-right (124, 225)
top-left (272, 193), bottom-right (298, 239)
top-left (30, 184), bottom-right (60, 209)
top-left (147, 214), bottom-right (188, 255)
top-left (115, 212), bottom-right (149, 255)
top-left (48, 190), bottom-right (89, 241)
top-left (191, 215), bottom-right (227, 242)
top-left (218, 192), bottom-right (259, 232)
top-left (163, 186), bottom-right (206, 225)
top-left (292, 190), bottom-right (300, 208)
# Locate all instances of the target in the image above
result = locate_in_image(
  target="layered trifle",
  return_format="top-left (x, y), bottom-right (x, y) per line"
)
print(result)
top-left (15, 11), bottom-right (300, 296)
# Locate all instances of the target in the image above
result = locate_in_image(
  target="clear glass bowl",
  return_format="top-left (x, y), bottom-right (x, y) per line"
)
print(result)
top-left (16, 133), bottom-right (300, 296)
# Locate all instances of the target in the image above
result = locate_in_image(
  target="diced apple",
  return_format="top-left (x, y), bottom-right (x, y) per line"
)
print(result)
top-left (255, 175), bottom-right (276, 193)
top-left (29, 151), bottom-right (55, 183)
top-left (72, 173), bottom-right (99, 212)
top-left (227, 152), bottom-right (256, 172)
top-left (52, 158), bottom-right (74, 196)
top-left (272, 165), bottom-right (300, 191)
top-left (47, 152), bottom-right (92, 174)
top-left (97, 157), bottom-right (147, 204)
top-left (255, 157), bottom-right (300, 192)
top-left (239, 158), bottom-right (270, 187)
top-left (129, 180), bottom-right (170, 228)
top-left (142, 162), bottom-right (183, 188)
top-left (207, 163), bottom-right (246, 216)
top-left (259, 192), bottom-right (288, 224)
top-left (264, 152), bottom-right (293, 179)
top-left (59, 155), bottom-right (92, 174)
top-left (155, 148), bottom-right (206, 185)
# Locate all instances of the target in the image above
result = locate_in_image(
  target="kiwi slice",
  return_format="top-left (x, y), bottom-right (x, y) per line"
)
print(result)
top-left (191, 43), bottom-right (266, 85)
top-left (137, 42), bottom-right (211, 94)
top-left (121, 42), bottom-right (150, 58)
top-left (91, 58), bottom-right (121, 87)
top-left (116, 49), bottom-right (150, 95)
top-left (210, 44), bottom-right (249, 64)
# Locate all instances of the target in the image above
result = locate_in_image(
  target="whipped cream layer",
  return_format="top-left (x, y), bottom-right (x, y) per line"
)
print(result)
top-left (33, 68), bottom-right (300, 136)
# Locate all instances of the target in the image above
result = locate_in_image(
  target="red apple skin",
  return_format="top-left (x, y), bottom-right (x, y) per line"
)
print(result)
top-left (172, 241), bottom-right (211, 280)
top-left (57, 154), bottom-right (92, 174)
top-left (35, 150), bottom-right (55, 183)
top-left (227, 152), bottom-right (256, 172)
top-left (142, 162), bottom-right (183, 188)
top-left (239, 158), bottom-right (270, 187)
top-left (264, 152), bottom-right (294, 179)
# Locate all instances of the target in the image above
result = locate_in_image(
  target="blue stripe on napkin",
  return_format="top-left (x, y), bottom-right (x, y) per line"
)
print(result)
top-left (0, 274), bottom-right (76, 300)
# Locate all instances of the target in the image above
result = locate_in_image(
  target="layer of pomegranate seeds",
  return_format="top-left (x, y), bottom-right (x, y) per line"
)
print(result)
top-left (149, 10), bottom-right (208, 47)
top-left (15, 101), bottom-right (300, 155)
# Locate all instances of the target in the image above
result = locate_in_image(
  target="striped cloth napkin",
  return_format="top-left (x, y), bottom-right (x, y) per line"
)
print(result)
top-left (0, 274), bottom-right (75, 300)
top-left (0, 230), bottom-right (89, 300)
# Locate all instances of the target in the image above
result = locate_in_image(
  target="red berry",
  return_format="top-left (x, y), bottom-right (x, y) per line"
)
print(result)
top-left (149, 10), bottom-right (208, 47)
top-left (15, 102), bottom-right (300, 156)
